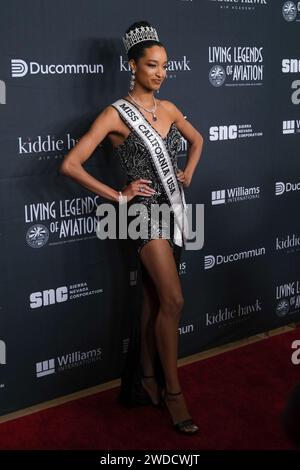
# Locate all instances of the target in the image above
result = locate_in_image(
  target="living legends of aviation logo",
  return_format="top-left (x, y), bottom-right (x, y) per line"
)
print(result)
top-left (24, 196), bottom-right (100, 247)
top-left (276, 280), bottom-right (300, 317)
top-left (282, 1), bottom-right (300, 22)
top-left (208, 46), bottom-right (264, 87)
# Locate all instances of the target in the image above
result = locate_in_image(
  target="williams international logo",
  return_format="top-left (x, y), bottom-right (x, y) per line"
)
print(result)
top-left (208, 46), bottom-right (264, 87)
top-left (36, 347), bottom-right (103, 378)
top-left (282, 119), bottom-right (300, 134)
top-left (25, 196), bottom-right (100, 247)
top-left (36, 359), bottom-right (55, 378)
top-left (282, 1), bottom-right (300, 22)
top-left (209, 0), bottom-right (268, 12)
top-left (211, 185), bottom-right (260, 205)
top-left (204, 246), bottom-right (266, 270)
top-left (275, 181), bottom-right (300, 196)
top-left (276, 280), bottom-right (300, 317)
top-left (11, 59), bottom-right (104, 78)
top-left (209, 123), bottom-right (263, 140)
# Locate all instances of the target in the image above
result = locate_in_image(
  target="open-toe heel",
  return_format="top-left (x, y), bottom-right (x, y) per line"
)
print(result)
top-left (162, 389), bottom-right (199, 435)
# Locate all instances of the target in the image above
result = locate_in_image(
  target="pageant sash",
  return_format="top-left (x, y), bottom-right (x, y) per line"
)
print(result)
top-left (111, 98), bottom-right (189, 248)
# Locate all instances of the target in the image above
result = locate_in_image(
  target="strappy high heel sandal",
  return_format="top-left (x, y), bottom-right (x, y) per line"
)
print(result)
top-left (162, 389), bottom-right (199, 435)
top-left (141, 374), bottom-right (162, 407)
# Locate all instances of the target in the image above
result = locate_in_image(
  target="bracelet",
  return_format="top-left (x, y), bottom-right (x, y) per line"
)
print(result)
top-left (118, 191), bottom-right (127, 205)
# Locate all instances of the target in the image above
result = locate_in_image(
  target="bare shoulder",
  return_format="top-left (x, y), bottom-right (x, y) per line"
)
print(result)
top-left (159, 99), bottom-right (203, 143)
top-left (100, 104), bottom-right (120, 123)
top-left (88, 103), bottom-right (122, 135)
top-left (159, 99), bottom-right (185, 124)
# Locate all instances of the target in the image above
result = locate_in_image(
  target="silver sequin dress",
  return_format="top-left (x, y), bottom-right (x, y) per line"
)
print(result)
top-left (113, 101), bottom-right (184, 406)
top-left (113, 100), bottom-right (184, 255)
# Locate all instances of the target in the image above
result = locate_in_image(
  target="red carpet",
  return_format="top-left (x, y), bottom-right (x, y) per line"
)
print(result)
top-left (0, 327), bottom-right (299, 450)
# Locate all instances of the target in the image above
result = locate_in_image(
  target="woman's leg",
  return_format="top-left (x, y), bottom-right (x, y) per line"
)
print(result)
top-left (139, 264), bottom-right (161, 403)
top-left (139, 238), bottom-right (194, 424)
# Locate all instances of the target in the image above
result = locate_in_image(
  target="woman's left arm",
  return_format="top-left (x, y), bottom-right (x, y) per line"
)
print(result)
top-left (162, 101), bottom-right (204, 188)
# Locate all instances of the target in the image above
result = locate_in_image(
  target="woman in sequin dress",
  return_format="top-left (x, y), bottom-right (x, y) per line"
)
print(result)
top-left (60, 20), bottom-right (203, 435)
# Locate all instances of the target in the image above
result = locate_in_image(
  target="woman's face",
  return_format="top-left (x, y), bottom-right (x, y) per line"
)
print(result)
top-left (130, 45), bottom-right (168, 91)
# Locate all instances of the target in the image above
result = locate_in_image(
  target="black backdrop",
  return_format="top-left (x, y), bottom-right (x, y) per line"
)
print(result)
top-left (1, 0), bottom-right (300, 416)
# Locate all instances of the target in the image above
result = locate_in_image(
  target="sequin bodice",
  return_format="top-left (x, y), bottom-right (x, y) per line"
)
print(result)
top-left (112, 108), bottom-right (184, 253)
top-left (113, 121), bottom-right (182, 205)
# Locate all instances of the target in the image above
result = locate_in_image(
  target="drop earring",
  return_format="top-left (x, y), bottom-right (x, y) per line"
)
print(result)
top-left (129, 69), bottom-right (135, 91)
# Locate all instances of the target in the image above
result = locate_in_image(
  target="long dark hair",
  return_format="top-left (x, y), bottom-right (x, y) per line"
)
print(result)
top-left (124, 20), bottom-right (165, 63)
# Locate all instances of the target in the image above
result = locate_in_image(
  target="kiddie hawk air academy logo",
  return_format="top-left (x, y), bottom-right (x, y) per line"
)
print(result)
top-left (18, 132), bottom-right (85, 161)
top-left (209, 0), bottom-right (268, 12)
top-left (209, 46), bottom-right (264, 87)
top-left (119, 55), bottom-right (191, 80)
top-left (276, 233), bottom-right (300, 254)
top-left (282, 1), bottom-right (299, 22)
top-left (205, 299), bottom-right (262, 328)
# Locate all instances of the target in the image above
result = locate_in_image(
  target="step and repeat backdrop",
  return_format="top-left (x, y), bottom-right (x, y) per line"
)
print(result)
top-left (1, 0), bottom-right (300, 415)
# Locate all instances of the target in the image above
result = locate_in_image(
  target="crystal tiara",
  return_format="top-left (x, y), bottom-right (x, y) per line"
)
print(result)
top-left (122, 25), bottom-right (159, 54)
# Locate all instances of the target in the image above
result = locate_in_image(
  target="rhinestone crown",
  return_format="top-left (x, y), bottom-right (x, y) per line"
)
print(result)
top-left (122, 26), bottom-right (159, 54)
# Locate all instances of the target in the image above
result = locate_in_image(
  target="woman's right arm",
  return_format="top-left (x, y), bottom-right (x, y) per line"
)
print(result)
top-left (59, 106), bottom-right (120, 202)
